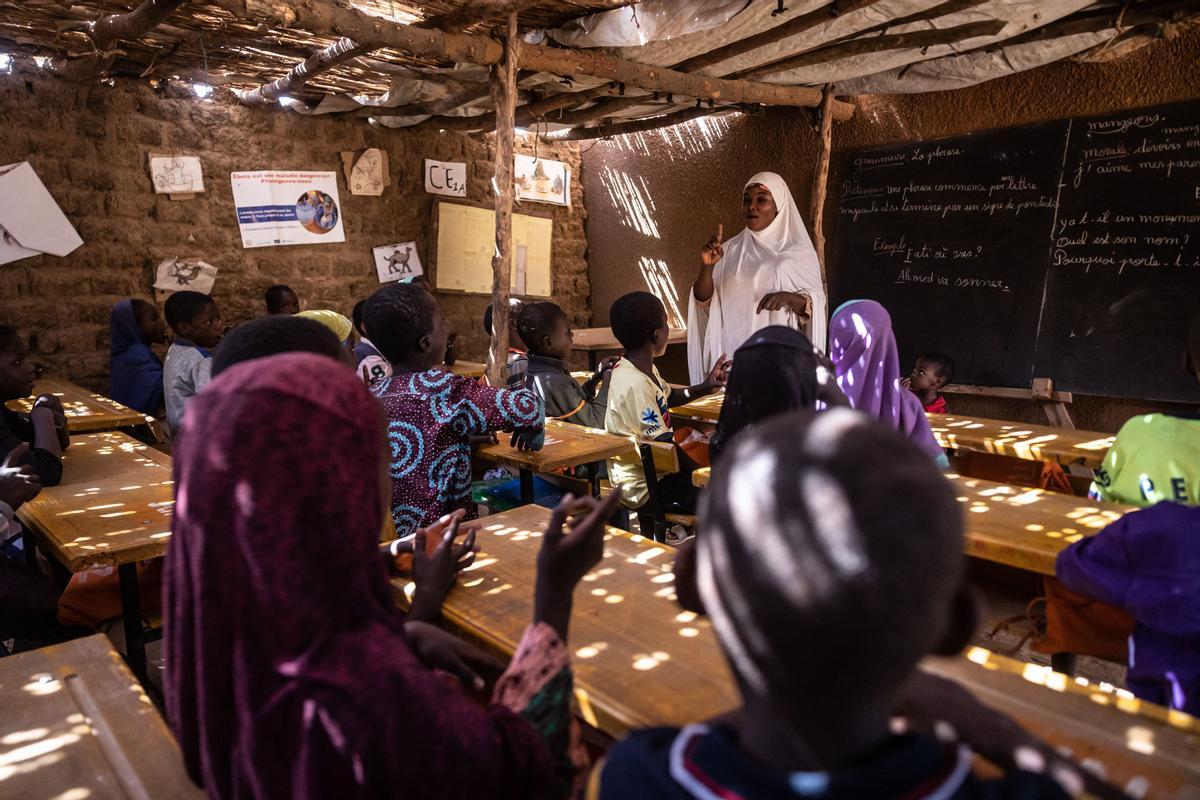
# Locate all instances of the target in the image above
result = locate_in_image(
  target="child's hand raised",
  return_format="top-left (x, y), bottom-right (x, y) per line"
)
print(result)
top-left (703, 354), bottom-right (731, 391)
top-left (700, 224), bottom-right (724, 267)
top-left (534, 490), bottom-right (623, 640)
top-left (408, 509), bottom-right (480, 623)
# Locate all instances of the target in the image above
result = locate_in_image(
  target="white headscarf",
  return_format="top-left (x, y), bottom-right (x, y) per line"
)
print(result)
top-left (687, 172), bottom-right (827, 383)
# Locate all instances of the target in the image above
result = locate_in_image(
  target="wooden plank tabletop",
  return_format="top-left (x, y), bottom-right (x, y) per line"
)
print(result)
top-left (399, 504), bottom-right (1199, 795)
top-left (671, 397), bottom-right (1115, 469)
top-left (928, 413), bottom-right (1115, 469)
top-left (0, 634), bottom-right (202, 798)
top-left (693, 468), bottom-right (1131, 576)
top-left (444, 360), bottom-right (486, 378)
top-left (571, 326), bottom-right (688, 351)
top-left (6, 378), bottom-right (148, 433)
top-left (474, 419), bottom-right (634, 473)
top-left (16, 432), bottom-right (174, 572)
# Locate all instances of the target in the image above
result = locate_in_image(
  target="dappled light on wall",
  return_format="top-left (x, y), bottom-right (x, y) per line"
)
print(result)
top-left (598, 165), bottom-right (660, 238)
top-left (602, 114), bottom-right (736, 162)
top-left (638, 257), bottom-right (686, 329)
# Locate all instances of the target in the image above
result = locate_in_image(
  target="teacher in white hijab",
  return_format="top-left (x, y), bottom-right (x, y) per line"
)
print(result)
top-left (687, 171), bottom-right (828, 383)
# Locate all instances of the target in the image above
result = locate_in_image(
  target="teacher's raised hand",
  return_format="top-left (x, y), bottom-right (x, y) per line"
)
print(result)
top-left (700, 224), bottom-right (724, 267)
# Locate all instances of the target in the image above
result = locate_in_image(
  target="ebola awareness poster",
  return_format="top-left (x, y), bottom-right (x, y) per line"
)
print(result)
top-left (231, 171), bottom-right (346, 249)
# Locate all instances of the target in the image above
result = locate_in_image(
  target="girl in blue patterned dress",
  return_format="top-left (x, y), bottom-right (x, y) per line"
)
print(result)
top-left (363, 283), bottom-right (546, 537)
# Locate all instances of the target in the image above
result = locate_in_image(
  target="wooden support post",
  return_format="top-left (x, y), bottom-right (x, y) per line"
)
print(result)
top-left (487, 13), bottom-right (519, 388)
top-left (809, 84), bottom-right (835, 288)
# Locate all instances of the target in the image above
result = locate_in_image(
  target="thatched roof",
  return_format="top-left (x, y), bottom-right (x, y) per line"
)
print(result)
top-left (1, 1), bottom-right (1196, 137)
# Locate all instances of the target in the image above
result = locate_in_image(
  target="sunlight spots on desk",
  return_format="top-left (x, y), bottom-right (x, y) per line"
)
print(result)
top-left (47, 787), bottom-right (91, 800)
top-left (1025, 524), bottom-right (1044, 532)
top-left (590, 588), bottom-right (608, 597)
top-left (84, 503), bottom-right (123, 511)
top-left (650, 573), bottom-right (675, 584)
top-left (462, 578), bottom-right (484, 588)
top-left (604, 594), bottom-right (625, 605)
top-left (150, 532), bottom-right (171, 539)
top-left (653, 587), bottom-right (677, 600)
top-left (1077, 437), bottom-right (1116, 451)
top-left (21, 674), bottom-right (61, 697)
top-left (966, 646), bottom-right (990, 666)
top-left (630, 547), bottom-right (666, 565)
top-left (1125, 726), bottom-right (1156, 755)
top-left (679, 627), bottom-right (699, 638)
top-left (118, 485), bottom-right (143, 491)
top-left (573, 687), bottom-right (599, 728)
top-left (98, 511), bottom-right (135, 519)
top-left (483, 582), bottom-right (512, 597)
top-left (461, 558), bottom-right (497, 572)
top-left (56, 510), bottom-right (86, 517)
top-left (632, 655), bottom-right (662, 671)
top-left (0, 742), bottom-right (69, 782)
top-left (675, 611), bottom-right (697, 623)
top-left (575, 642), bottom-right (608, 660)
top-left (0, 728), bottom-right (48, 746)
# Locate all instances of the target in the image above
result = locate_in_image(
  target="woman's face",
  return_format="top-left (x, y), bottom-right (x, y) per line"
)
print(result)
top-left (742, 184), bottom-right (778, 232)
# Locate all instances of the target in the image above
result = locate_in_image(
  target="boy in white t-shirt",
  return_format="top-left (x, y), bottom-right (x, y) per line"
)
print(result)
top-left (605, 292), bottom-right (729, 530)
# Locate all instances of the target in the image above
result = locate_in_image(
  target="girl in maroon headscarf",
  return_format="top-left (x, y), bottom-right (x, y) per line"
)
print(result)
top-left (165, 352), bottom-right (620, 799)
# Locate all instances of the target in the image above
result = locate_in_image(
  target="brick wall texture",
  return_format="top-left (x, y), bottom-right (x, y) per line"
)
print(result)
top-left (0, 70), bottom-right (590, 390)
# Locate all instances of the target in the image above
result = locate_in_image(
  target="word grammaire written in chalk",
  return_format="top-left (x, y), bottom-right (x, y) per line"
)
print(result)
top-left (893, 266), bottom-right (1011, 292)
top-left (872, 236), bottom-right (984, 265)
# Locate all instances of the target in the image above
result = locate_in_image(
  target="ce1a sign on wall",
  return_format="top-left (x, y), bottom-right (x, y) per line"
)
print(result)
top-left (424, 159), bottom-right (467, 198)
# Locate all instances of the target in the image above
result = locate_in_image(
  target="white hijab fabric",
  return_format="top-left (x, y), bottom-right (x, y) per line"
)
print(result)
top-left (687, 172), bottom-right (827, 383)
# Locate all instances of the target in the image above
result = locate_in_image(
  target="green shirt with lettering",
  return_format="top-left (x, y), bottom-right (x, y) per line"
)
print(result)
top-left (1090, 413), bottom-right (1200, 507)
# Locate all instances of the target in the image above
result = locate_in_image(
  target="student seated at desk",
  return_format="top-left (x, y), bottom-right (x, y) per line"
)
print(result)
top-left (709, 325), bottom-right (846, 464)
top-left (1056, 501), bottom-right (1200, 715)
top-left (364, 283), bottom-right (546, 537)
top-left (264, 283), bottom-right (300, 315)
top-left (163, 291), bottom-right (222, 437)
top-left (521, 301), bottom-right (618, 428)
top-left (108, 298), bottom-right (167, 416)
top-left (592, 410), bottom-right (1090, 800)
top-left (1089, 314), bottom-right (1200, 506)
top-left (605, 292), bottom-right (728, 525)
top-left (165, 352), bottom-right (623, 799)
top-left (904, 352), bottom-right (954, 414)
top-left (210, 314), bottom-right (347, 376)
top-left (0, 325), bottom-right (67, 486)
top-left (829, 300), bottom-right (948, 468)
top-left (485, 299), bottom-right (529, 388)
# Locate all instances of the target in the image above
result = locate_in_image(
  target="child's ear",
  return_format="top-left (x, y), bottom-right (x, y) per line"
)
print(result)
top-left (930, 587), bottom-right (978, 657)
top-left (417, 333), bottom-right (432, 354)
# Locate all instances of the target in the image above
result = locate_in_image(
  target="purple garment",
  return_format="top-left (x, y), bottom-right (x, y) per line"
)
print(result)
top-left (372, 369), bottom-right (544, 537)
top-left (828, 300), bottom-right (945, 461)
top-left (164, 353), bottom-right (556, 799)
top-left (1056, 502), bottom-right (1200, 714)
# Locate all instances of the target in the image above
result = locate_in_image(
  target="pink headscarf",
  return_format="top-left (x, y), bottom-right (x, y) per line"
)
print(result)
top-left (164, 353), bottom-right (554, 799)
top-left (829, 300), bottom-right (945, 462)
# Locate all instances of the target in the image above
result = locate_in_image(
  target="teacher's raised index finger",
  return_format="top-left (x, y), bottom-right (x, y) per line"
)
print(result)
top-left (716, 223), bottom-right (723, 243)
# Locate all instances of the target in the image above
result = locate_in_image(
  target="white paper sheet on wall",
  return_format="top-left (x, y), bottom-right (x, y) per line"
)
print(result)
top-left (0, 162), bottom-right (83, 266)
top-left (149, 155), bottom-right (205, 194)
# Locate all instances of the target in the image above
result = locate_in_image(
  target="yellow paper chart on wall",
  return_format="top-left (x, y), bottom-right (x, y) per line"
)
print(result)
top-left (434, 202), bottom-right (552, 297)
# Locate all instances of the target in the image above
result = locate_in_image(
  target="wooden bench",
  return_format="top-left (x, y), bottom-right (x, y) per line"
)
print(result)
top-left (6, 377), bottom-right (148, 433)
top-left (16, 431), bottom-right (175, 683)
top-left (692, 468), bottom-right (1131, 576)
top-left (395, 504), bottom-right (1200, 795)
top-left (474, 419), bottom-right (634, 503)
top-left (0, 634), bottom-right (202, 798)
top-left (929, 413), bottom-right (1114, 470)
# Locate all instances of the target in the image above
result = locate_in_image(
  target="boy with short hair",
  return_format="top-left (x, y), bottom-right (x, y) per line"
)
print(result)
top-left (520, 301), bottom-right (617, 429)
top-left (264, 284), bottom-right (300, 316)
top-left (1089, 314), bottom-right (1200, 506)
top-left (904, 352), bottom-right (954, 414)
top-left (211, 315), bottom-right (346, 377)
top-left (364, 283), bottom-right (546, 537)
top-left (163, 291), bottom-right (222, 436)
top-left (484, 300), bottom-right (529, 388)
top-left (592, 410), bottom-right (1087, 799)
top-left (605, 292), bottom-right (728, 520)
top-left (0, 325), bottom-right (67, 486)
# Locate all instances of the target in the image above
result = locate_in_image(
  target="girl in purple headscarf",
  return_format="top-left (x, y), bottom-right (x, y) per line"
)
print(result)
top-left (165, 352), bottom-right (620, 799)
top-left (828, 300), bottom-right (948, 467)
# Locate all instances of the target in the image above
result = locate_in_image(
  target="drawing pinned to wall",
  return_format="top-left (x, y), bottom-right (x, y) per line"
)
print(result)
top-left (0, 161), bottom-right (83, 266)
top-left (514, 154), bottom-right (569, 206)
top-left (424, 159), bottom-right (467, 197)
top-left (154, 257), bottom-right (217, 295)
top-left (373, 241), bottom-right (423, 283)
top-left (149, 154), bottom-right (204, 197)
top-left (341, 148), bottom-right (389, 196)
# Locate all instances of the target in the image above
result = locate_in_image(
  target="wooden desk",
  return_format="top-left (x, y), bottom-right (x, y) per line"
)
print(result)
top-left (401, 504), bottom-right (1200, 794)
top-left (474, 420), bottom-right (634, 503)
top-left (673, 398), bottom-right (1115, 470)
top-left (6, 378), bottom-right (148, 433)
top-left (0, 635), bottom-right (202, 798)
top-left (444, 360), bottom-right (486, 379)
top-left (692, 468), bottom-right (1131, 576)
top-left (17, 432), bottom-right (174, 682)
top-left (571, 327), bottom-right (688, 369)
top-left (669, 391), bottom-right (724, 422)
top-left (929, 413), bottom-right (1114, 469)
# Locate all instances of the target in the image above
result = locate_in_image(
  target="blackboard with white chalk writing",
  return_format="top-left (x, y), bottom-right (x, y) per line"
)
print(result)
top-left (831, 100), bottom-right (1200, 402)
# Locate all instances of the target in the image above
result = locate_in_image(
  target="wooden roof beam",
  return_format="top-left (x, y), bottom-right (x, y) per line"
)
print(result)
top-left (52, 0), bottom-right (187, 78)
top-left (549, 106), bottom-right (734, 141)
top-left (206, 0), bottom-right (851, 114)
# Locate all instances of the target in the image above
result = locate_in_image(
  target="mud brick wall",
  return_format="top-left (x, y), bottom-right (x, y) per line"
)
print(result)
top-left (0, 69), bottom-right (590, 390)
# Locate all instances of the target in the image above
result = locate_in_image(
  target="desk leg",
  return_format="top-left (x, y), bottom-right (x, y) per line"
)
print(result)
top-left (587, 351), bottom-right (598, 371)
top-left (1050, 652), bottom-right (1077, 677)
top-left (118, 563), bottom-right (148, 683)
top-left (519, 469), bottom-right (534, 505)
top-left (586, 462), bottom-right (600, 498)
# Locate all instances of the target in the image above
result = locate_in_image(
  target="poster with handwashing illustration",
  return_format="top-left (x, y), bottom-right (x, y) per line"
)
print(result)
top-left (231, 171), bottom-right (345, 248)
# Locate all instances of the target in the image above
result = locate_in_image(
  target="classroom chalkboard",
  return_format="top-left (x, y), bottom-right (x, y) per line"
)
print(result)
top-left (831, 100), bottom-right (1200, 403)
